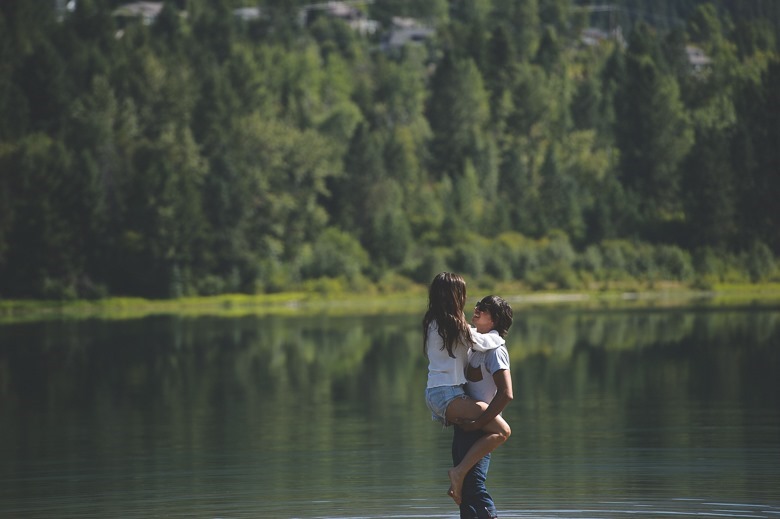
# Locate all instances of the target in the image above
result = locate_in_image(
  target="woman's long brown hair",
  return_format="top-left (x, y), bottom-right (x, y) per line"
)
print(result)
top-left (422, 272), bottom-right (473, 358)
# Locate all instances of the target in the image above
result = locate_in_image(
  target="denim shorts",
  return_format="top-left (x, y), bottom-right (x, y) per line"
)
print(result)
top-left (425, 384), bottom-right (468, 426)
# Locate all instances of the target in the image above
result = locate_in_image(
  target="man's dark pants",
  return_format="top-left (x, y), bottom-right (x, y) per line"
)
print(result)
top-left (452, 426), bottom-right (498, 519)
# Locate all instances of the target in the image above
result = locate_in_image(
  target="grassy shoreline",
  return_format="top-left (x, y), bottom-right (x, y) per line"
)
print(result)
top-left (2, 282), bottom-right (780, 323)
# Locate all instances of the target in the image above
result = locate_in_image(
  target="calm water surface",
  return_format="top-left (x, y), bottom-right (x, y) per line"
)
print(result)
top-left (1, 304), bottom-right (779, 518)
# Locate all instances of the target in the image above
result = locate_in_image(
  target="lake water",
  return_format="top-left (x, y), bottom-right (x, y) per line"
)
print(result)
top-left (1, 303), bottom-right (779, 518)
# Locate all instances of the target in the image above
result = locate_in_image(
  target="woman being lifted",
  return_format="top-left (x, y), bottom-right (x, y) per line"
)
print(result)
top-left (423, 272), bottom-right (512, 505)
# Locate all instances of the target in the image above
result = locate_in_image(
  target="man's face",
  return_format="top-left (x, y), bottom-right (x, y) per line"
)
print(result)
top-left (472, 304), bottom-right (495, 334)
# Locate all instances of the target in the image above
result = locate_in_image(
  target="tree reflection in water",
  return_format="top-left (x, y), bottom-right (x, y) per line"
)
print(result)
top-left (0, 306), bottom-right (778, 517)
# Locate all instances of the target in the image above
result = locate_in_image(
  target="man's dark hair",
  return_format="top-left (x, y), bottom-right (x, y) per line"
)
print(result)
top-left (476, 295), bottom-right (513, 338)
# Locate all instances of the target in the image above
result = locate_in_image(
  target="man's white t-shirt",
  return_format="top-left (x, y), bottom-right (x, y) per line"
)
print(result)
top-left (426, 324), bottom-right (505, 389)
top-left (465, 345), bottom-right (510, 404)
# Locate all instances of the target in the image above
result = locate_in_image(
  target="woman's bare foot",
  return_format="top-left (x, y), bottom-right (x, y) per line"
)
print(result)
top-left (447, 485), bottom-right (461, 505)
top-left (447, 467), bottom-right (464, 505)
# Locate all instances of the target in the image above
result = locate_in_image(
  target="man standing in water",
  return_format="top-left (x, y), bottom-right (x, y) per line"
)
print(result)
top-left (452, 295), bottom-right (514, 519)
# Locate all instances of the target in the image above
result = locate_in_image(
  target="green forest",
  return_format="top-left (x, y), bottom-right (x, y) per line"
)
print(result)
top-left (0, 0), bottom-right (778, 300)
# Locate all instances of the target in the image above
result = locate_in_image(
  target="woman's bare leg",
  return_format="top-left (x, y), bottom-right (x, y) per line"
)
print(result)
top-left (443, 397), bottom-right (511, 505)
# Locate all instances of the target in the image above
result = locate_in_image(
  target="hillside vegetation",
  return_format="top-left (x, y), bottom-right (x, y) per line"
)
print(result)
top-left (0, 0), bottom-right (778, 299)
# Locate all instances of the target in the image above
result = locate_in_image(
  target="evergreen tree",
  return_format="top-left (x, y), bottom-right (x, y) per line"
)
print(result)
top-left (364, 180), bottom-right (412, 269)
top-left (0, 135), bottom-right (80, 297)
top-left (15, 39), bottom-right (69, 134)
top-left (535, 25), bottom-right (563, 73)
top-left (615, 24), bottom-right (694, 235)
top-left (597, 47), bottom-right (625, 143)
top-left (483, 23), bottom-right (516, 100)
top-left (498, 144), bottom-right (537, 236)
top-left (493, 0), bottom-right (541, 62)
top-left (537, 145), bottom-right (584, 241)
top-left (682, 129), bottom-right (736, 249)
top-left (426, 53), bottom-right (490, 179)
top-left (732, 60), bottom-right (780, 253)
top-left (0, 12), bottom-right (30, 140)
top-left (329, 122), bottom-right (384, 233)
top-left (112, 126), bottom-right (207, 297)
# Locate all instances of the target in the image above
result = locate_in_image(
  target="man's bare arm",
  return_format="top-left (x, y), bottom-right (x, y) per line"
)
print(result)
top-left (461, 369), bottom-right (513, 431)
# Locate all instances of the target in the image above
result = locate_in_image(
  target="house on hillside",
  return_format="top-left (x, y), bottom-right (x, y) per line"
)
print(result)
top-left (113, 2), bottom-right (163, 25)
top-left (301, 1), bottom-right (379, 35)
top-left (580, 26), bottom-right (625, 47)
top-left (234, 7), bottom-right (263, 22)
top-left (686, 45), bottom-right (713, 72)
top-left (54, 0), bottom-right (76, 20)
top-left (381, 16), bottom-right (435, 52)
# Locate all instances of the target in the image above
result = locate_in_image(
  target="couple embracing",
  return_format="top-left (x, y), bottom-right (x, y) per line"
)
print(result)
top-left (423, 272), bottom-right (514, 519)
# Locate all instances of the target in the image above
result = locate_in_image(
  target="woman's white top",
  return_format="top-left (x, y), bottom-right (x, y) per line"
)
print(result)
top-left (425, 322), bottom-right (505, 389)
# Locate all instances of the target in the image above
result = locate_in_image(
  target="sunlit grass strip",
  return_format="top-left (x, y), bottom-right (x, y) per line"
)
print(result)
top-left (711, 282), bottom-right (780, 293)
top-left (2, 283), bottom-right (779, 324)
top-left (707, 282), bottom-right (780, 304)
top-left (0, 291), bottom-right (428, 323)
